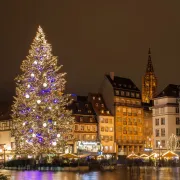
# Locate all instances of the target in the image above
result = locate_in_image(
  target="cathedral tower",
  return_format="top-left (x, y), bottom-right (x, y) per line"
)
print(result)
top-left (142, 48), bottom-right (157, 103)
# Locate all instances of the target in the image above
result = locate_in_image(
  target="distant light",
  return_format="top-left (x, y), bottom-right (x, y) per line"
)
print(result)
top-left (31, 73), bottom-right (35, 77)
top-left (33, 61), bottom-right (38, 65)
top-left (57, 134), bottom-right (60, 138)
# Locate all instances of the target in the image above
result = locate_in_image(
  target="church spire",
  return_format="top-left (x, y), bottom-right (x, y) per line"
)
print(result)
top-left (146, 48), bottom-right (154, 73)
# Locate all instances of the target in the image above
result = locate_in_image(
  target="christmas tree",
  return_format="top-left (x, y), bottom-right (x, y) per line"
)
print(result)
top-left (11, 26), bottom-right (74, 155)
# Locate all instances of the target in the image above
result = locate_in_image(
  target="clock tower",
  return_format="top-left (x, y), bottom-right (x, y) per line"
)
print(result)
top-left (142, 48), bottom-right (157, 103)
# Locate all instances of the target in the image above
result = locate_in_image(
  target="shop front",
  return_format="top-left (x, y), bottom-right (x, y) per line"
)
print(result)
top-left (75, 141), bottom-right (101, 155)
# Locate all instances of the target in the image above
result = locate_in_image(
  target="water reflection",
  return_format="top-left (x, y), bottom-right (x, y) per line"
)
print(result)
top-left (1, 167), bottom-right (180, 180)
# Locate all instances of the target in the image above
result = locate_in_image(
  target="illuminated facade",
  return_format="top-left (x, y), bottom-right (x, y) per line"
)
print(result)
top-left (142, 48), bottom-right (157, 103)
top-left (70, 96), bottom-right (99, 155)
top-left (152, 84), bottom-right (180, 154)
top-left (100, 72), bottom-right (144, 155)
top-left (0, 107), bottom-right (15, 162)
top-left (88, 93), bottom-right (116, 155)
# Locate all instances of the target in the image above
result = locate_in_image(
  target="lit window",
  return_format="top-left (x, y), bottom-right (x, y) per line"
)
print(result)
top-left (101, 127), bottom-right (104, 131)
top-left (176, 128), bottom-right (180, 136)
top-left (101, 118), bottom-right (104, 123)
top-left (155, 129), bottom-right (159, 137)
top-left (101, 104), bottom-right (104, 107)
top-left (93, 97), bottom-right (95, 100)
top-left (106, 111), bottom-right (109, 114)
top-left (176, 117), bottom-right (180, 125)
top-left (105, 127), bottom-right (108, 132)
top-left (78, 109), bottom-right (81, 112)
top-left (161, 118), bottom-right (165, 125)
top-left (109, 127), bottom-right (113, 132)
top-left (75, 125), bottom-right (78, 131)
top-left (88, 110), bottom-right (91, 113)
top-left (115, 90), bottom-right (119, 95)
top-left (95, 103), bottom-right (98, 107)
top-left (131, 93), bottom-right (135, 97)
top-left (161, 128), bottom-right (165, 136)
top-left (80, 117), bottom-right (83, 122)
top-left (90, 118), bottom-right (93, 122)
top-left (81, 126), bottom-right (84, 131)
top-left (136, 93), bottom-right (140, 98)
top-left (98, 97), bottom-right (101, 100)
top-left (121, 91), bottom-right (125, 96)
top-left (126, 92), bottom-right (130, 96)
top-left (101, 110), bottom-right (104, 114)
top-left (155, 119), bottom-right (159, 125)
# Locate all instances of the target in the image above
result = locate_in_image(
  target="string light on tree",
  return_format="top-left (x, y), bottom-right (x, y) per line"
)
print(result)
top-left (11, 26), bottom-right (74, 156)
top-left (37, 100), bottom-right (41, 104)
top-left (43, 123), bottom-right (47, 127)
top-left (25, 94), bottom-right (30, 98)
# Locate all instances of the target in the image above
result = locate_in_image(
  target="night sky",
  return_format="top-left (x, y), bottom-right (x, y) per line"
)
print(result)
top-left (0, 0), bottom-right (180, 102)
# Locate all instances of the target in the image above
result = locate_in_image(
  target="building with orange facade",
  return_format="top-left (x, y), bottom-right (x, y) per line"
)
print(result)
top-left (88, 93), bottom-right (116, 157)
top-left (100, 72), bottom-right (144, 156)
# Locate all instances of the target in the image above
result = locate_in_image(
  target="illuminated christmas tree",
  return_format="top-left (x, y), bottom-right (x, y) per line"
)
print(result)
top-left (11, 26), bottom-right (74, 155)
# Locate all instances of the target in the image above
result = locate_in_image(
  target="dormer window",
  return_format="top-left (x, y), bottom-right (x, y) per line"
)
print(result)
top-left (101, 104), bottom-right (104, 108)
top-left (95, 103), bottom-right (98, 107)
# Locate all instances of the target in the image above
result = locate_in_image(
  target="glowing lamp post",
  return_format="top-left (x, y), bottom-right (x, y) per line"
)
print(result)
top-left (158, 141), bottom-right (161, 166)
top-left (3, 145), bottom-right (6, 166)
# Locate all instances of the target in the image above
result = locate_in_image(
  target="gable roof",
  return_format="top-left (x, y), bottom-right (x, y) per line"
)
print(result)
top-left (88, 93), bottom-right (112, 116)
top-left (106, 75), bottom-right (140, 92)
top-left (155, 84), bottom-right (180, 98)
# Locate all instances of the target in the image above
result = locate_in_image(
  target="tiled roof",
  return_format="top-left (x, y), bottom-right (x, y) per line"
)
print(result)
top-left (69, 96), bottom-right (96, 116)
top-left (88, 93), bottom-right (112, 116)
top-left (106, 75), bottom-right (140, 92)
top-left (155, 84), bottom-right (180, 98)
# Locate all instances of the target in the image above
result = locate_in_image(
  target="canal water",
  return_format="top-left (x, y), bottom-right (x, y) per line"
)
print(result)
top-left (1, 167), bottom-right (180, 180)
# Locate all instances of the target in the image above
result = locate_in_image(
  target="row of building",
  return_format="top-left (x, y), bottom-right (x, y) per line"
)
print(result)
top-left (0, 49), bottom-right (180, 160)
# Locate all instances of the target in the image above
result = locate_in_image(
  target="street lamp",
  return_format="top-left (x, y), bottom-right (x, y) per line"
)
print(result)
top-left (3, 144), bottom-right (6, 166)
top-left (158, 141), bottom-right (161, 166)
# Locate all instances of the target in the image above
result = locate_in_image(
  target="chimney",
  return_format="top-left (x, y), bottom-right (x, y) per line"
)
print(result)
top-left (109, 72), bottom-right (114, 81)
